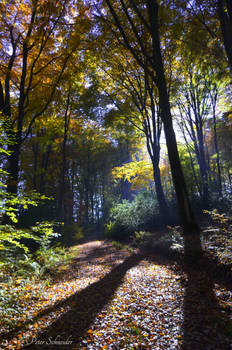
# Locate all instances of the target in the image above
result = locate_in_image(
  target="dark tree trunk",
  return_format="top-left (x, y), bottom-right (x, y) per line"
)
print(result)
top-left (7, 40), bottom-right (28, 194)
top-left (147, 0), bottom-right (198, 232)
top-left (212, 103), bottom-right (222, 196)
top-left (182, 129), bottom-right (201, 196)
top-left (228, 167), bottom-right (232, 192)
top-left (84, 150), bottom-right (90, 226)
top-left (105, 0), bottom-right (198, 232)
top-left (197, 129), bottom-right (209, 206)
top-left (144, 70), bottom-right (169, 222)
top-left (119, 139), bottom-right (132, 201)
top-left (152, 158), bottom-right (169, 222)
top-left (218, 0), bottom-right (232, 72)
top-left (6, 142), bottom-right (20, 195)
top-left (32, 141), bottom-right (39, 189)
top-left (145, 123), bottom-right (169, 222)
top-left (39, 145), bottom-right (51, 194)
top-left (58, 90), bottom-right (71, 222)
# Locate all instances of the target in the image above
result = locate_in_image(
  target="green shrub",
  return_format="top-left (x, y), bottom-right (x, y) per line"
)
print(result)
top-left (105, 191), bottom-right (158, 240)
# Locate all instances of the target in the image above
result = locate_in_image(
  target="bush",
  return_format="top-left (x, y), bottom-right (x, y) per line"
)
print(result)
top-left (105, 191), bottom-right (159, 240)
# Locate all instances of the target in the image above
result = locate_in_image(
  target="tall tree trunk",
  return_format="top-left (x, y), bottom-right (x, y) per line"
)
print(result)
top-left (183, 132), bottom-right (201, 197)
top-left (84, 149), bottom-right (90, 226)
top-left (227, 166), bottom-right (232, 192)
top-left (32, 141), bottom-right (39, 189)
top-left (212, 104), bottom-right (222, 196)
top-left (197, 130), bottom-right (209, 206)
top-left (218, 0), bottom-right (232, 72)
top-left (6, 142), bottom-right (20, 195)
top-left (58, 90), bottom-right (71, 221)
top-left (39, 145), bottom-right (51, 194)
top-left (6, 40), bottom-right (28, 194)
top-left (147, 0), bottom-right (198, 232)
top-left (105, 0), bottom-right (198, 232)
top-left (152, 158), bottom-right (169, 222)
top-left (144, 72), bottom-right (169, 222)
top-left (145, 130), bottom-right (169, 222)
top-left (119, 139), bottom-right (132, 201)
top-left (6, 108), bottom-right (24, 195)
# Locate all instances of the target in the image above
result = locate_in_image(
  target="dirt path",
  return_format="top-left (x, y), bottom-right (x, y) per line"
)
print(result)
top-left (1, 240), bottom-right (232, 350)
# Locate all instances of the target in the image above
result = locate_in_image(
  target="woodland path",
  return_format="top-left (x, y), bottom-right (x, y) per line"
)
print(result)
top-left (1, 238), bottom-right (232, 350)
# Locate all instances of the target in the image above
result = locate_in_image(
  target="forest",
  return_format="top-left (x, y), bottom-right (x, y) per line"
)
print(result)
top-left (0, 0), bottom-right (232, 349)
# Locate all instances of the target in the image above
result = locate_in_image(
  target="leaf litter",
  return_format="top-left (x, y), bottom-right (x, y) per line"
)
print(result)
top-left (0, 238), bottom-right (232, 349)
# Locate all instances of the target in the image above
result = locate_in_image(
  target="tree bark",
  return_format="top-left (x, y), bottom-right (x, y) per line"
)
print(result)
top-left (197, 127), bottom-right (209, 205)
top-left (218, 0), bottom-right (232, 72)
top-left (6, 142), bottom-right (20, 195)
top-left (39, 145), bottom-right (51, 194)
top-left (147, 0), bottom-right (198, 232)
top-left (212, 100), bottom-right (222, 197)
top-left (104, 0), bottom-right (198, 231)
top-left (58, 90), bottom-right (71, 222)
top-left (32, 140), bottom-right (39, 189)
top-left (152, 158), bottom-right (169, 222)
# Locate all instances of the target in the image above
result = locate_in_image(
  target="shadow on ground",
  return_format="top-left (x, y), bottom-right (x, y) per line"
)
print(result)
top-left (21, 252), bottom-right (144, 349)
top-left (145, 234), bottom-right (232, 350)
top-left (181, 233), bottom-right (232, 350)
top-left (1, 233), bottom-right (232, 350)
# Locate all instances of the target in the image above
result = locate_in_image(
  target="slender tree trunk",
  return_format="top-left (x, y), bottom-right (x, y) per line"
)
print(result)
top-left (6, 107), bottom-right (24, 195)
top-left (198, 133), bottom-right (209, 206)
top-left (184, 135), bottom-right (201, 196)
top-left (32, 143), bottom-right (38, 189)
top-left (39, 145), bottom-right (51, 194)
top-left (91, 192), bottom-right (94, 223)
top-left (6, 142), bottom-right (20, 195)
top-left (84, 150), bottom-right (90, 226)
top-left (146, 74), bottom-right (169, 222)
top-left (145, 128), bottom-right (169, 221)
top-left (152, 158), bottom-right (169, 222)
top-left (227, 167), bottom-right (232, 192)
top-left (190, 128), bottom-right (208, 205)
top-left (212, 105), bottom-right (222, 196)
top-left (58, 90), bottom-right (71, 221)
top-left (119, 139), bottom-right (132, 201)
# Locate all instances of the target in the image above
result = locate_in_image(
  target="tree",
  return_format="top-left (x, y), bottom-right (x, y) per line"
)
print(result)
top-left (177, 66), bottom-right (212, 206)
top-left (217, 0), bottom-right (232, 72)
top-left (185, 0), bottom-right (231, 72)
top-left (0, 0), bottom-right (89, 194)
top-left (98, 44), bottom-right (169, 221)
top-left (99, 0), bottom-right (198, 231)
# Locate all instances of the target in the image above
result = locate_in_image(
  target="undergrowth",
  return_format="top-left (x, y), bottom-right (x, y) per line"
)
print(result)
top-left (0, 225), bottom-right (77, 331)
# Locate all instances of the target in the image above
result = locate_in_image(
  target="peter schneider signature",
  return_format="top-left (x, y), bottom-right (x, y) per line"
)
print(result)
top-left (26, 335), bottom-right (73, 346)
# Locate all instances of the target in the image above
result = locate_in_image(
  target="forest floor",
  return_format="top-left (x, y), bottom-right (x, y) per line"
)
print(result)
top-left (1, 229), bottom-right (232, 350)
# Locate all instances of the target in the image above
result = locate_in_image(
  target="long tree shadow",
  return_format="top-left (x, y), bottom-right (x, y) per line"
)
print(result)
top-left (182, 233), bottom-right (232, 350)
top-left (2, 236), bottom-right (232, 349)
top-left (145, 236), bottom-right (232, 349)
top-left (20, 252), bottom-right (144, 349)
top-left (0, 242), bottom-right (129, 343)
